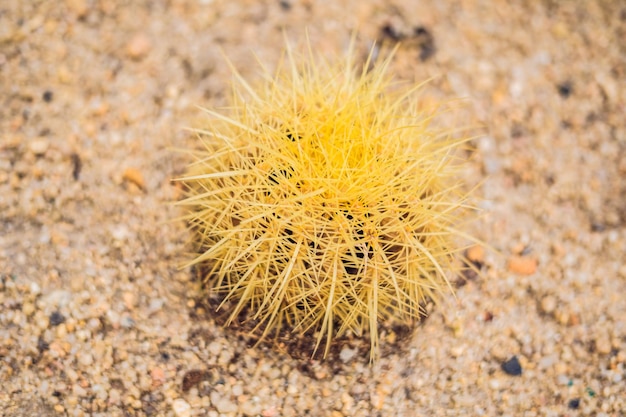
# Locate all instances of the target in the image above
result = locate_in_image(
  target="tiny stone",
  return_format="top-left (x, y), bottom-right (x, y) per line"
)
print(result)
top-left (66, 0), bottom-right (88, 18)
top-left (540, 295), bottom-right (557, 314)
top-left (126, 33), bottom-right (152, 59)
top-left (507, 255), bottom-right (538, 275)
top-left (29, 138), bottom-right (50, 155)
top-left (339, 347), bottom-right (357, 363)
top-left (22, 302), bottom-right (35, 317)
top-left (210, 391), bottom-right (238, 413)
top-left (557, 81), bottom-right (573, 98)
top-left (151, 367), bottom-right (165, 387)
top-left (501, 356), bottom-right (522, 376)
top-left (450, 344), bottom-right (465, 357)
top-left (207, 341), bottom-right (222, 356)
top-left (120, 315), bottom-right (135, 328)
top-left (72, 384), bottom-right (87, 397)
top-left (49, 311), bottom-right (65, 326)
top-left (182, 369), bottom-right (206, 392)
top-left (30, 282), bottom-right (41, 295)
top-left (240, 400), bottom-right (262, 417)
top-left (568, 398), bottom-right (580, 409)
top-left (42, 90), bottom-right (53, 102)
top-left (231, 384), bottom-right (243, 396)
top-left (122, 167), bottom-right (146, 190)
top-left (466, 245), bottom-right (485, 264)
top-left (37, 337), bottom-right (49, 352)
top-left (122, 291), bottom-right (136, 309)
top-left (488, 378), bottom-right (501, 390)
top-left (595, 335), bottom-right (612, 355)
top-left (452, 394), bottom-right (473, 407)
top-left (78, 352), bottom-right (93, 366)
top-left (172, 398), bottom-right (191, 417)
top-left (149, 298), bottom-right (164, 313)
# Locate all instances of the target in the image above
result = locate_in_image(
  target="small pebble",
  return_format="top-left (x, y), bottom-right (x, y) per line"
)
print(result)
top-left (122, 167), bottom-right (146, 190)
top-left (339, 347), bottom-right (357, 363)
top-left (65, 0), bottom-right (88, 18)
top-left (240, 400), bottom-right (262, 416)
top-left (557, 81), bottom-right (573, 98)
top-left (182, 370), bottom-right (206, 392)
top-left (49, 311), bottom-right (66, 326)
top-left (231, 384), bottom-right (243, 396)
top-left (42, 90), bottom-right (53, 102)
top-left (540, 295), bottom-right (557, 314)
top-left (466, 245), bottom-right (485, 264)
top-left (29, 138), bottom-right (50, 155)
top-left (507, 256), bottom-right (537, 275)
top-left (594, 334), bottom-right (612, 355)
top-left (488, 378), bottom-right (501, 390)
top-left (126, 33), bottom-right (152, 59)
top-left (120, 315), bottom-right (135, 328)
top-left (568, 398), bottom-right (580, 409)
top-left (78, 352), bottom-right (93, 366)
top-left (151, 367), bottom-right (166, 387)
top-left (172, 398), bottom-right (191, 417)
top-left (450, 345), bottom-right (465, 357)
top-left (210, 391), bottom-right (237, 413)
top-left (22, 303), bottom-right (35, 317)
top-left (501, 356), bottom-right (522, 376)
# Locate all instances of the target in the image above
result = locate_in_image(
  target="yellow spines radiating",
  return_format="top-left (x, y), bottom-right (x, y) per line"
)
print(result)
top-left (176, 42), bottom-right (475, 361)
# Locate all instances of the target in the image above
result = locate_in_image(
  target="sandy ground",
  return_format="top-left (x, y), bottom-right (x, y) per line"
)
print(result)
top-left (1, 0), bottom-right (625, 416)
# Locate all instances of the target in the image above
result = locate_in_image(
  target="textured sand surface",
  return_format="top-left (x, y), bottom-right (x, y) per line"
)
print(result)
top-left (1, 1), bottom-right (625, 416)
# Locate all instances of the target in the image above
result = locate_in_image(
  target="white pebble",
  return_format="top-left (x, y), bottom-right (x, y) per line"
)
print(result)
top-left (207, 341), bottom-right (222, 356)
top-left (148, 298), bottom-right (165, 313)
top-left (29, 282), bottom-right (41, 295)
top-left (488, 378), bottom-right (501, 390)
top-left (339, 347), bottom-right (357, 363)
top-left (210, 391), bottom-right (238, 413)
top-left (78, 352), bottom-right (93, 366)
top-left (240, 399), bottom-right (262, 417)
top-left (29, 138), bottom-right (49, 155)
top-left (540, 295), bottom-right (557, 314)
top-left (72, 384), bottom-right (87, 397)
top-left (172, 398), bottom-right (191, 417)
top-left (231, 384), bottom-right (243, 396)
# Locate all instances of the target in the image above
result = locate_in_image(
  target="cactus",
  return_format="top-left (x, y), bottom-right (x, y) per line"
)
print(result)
top-left (175, 43), bottom-right (476, 361)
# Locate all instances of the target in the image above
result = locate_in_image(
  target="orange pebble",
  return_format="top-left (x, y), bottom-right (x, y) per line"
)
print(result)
top-left (122, 167), bottom-right (145, 190)
top-left (466, 245), bottom-right (485, 263)
top-left (507, 255), bottom-right (537, 275)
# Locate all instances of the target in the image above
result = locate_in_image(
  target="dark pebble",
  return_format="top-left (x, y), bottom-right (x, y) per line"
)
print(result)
top-left (501, 356), bottom-right (522, 376)
top-left (182, 369), bottom-right (208, 392)
top-left (413, 26), bottom-right (436, 61)
top-left (49, 311), bottom-right (65, 326)
top-left (568, 398), bottom-right (580, 409)
top-left (380, 24), bottom-right (404, 41)
top-left (37, 336), bottom-right (49, 353)
top-left (557, 81), bottom-right (573, 98)
top-left (42, 90), bottom-right (53, 102)
top-left (71, 152), bottom-right (82, 180)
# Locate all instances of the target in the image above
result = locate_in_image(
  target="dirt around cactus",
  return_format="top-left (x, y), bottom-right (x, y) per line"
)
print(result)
top-left (1, 1), bottom-right (625, 416)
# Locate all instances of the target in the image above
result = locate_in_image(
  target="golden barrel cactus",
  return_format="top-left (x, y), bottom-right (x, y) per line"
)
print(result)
top-left (176, 43), bottom-right (476, 360)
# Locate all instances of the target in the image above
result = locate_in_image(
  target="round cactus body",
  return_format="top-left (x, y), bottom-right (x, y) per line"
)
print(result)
top-left (177, 45), bottom-right (475, 360)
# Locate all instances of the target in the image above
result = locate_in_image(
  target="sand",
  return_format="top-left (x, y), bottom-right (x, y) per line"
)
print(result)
top-left (1, 0), bottom-right (624, 416)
